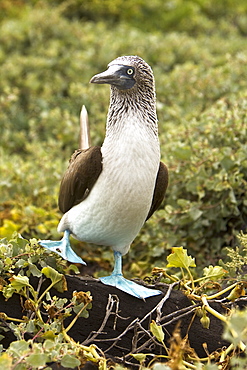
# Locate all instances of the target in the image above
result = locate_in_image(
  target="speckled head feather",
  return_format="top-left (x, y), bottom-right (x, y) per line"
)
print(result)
top-left (105, 55), bottom-right (157, 133)
top-left (108, 55), bottom-right (155, 95)
top-left (108, 55), bottom-right (154, 79)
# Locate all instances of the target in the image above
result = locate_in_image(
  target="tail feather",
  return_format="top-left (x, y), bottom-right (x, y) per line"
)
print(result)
top-left (80, 105), bottom-right (91, 150)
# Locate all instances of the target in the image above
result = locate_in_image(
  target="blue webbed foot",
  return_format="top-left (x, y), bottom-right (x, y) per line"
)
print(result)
top-left (100, 251), bottom-right (162, 299)
top-left (100, 274), bottom-right (161, 299)
top-left (39, 230), bottom-right (86, 265)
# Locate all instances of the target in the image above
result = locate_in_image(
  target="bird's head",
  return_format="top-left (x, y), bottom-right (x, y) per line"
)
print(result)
top-left (90, 56), bottom-right (154, 92)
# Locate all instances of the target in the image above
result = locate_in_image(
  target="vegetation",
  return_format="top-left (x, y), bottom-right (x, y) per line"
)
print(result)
top-left (0, 234), bottom-right (247, 369)
top-left (0, 0), bottom-right (247, 368)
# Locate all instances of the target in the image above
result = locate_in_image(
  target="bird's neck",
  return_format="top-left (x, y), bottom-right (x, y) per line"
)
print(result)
top-left (105, 87), bottom-right (158, 139)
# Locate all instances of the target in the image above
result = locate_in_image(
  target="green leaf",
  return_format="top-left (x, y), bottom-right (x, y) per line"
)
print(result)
top-left (173, 146), bottom-right (192, 160)
top-left (188, 207), bottom-right (203, 221)
top-left (0, 353), bottom-right (12, 369)
top-left (15, 259), bottom-right (27, 268)
top-left (203, 365), bottom-right (220, 370)
top-left (54, 275), bottom-right (67, 293)
top-left (67, 264), bottom-right (80, 274)
top-left (0, 220), bottom-right (19, 239)
top-left (41, 266), bottom-right (67, 292)
top-left (150, 320), bottom-right (164, 343)
top-left (131, 353), bottom-right (147, 363)
top-left (42, 331), bottom-right (56, 340)
top-left (223, 308), bottom-right (247, 346)
top-left (152, 363), bottom-right (172, 370)
top-left (28, 263), bottom-right (42, 277)
top-left (203, 265), bottom-right (227, 282)
top-left (9, 275), bottom-right (31, 293)
top-left (25, 320), bottom-right (36, 333)
top-left (227, 284), bottom-right (246, 301)
top-left (166, 247), bottom-right (196, 269)
top-left (73, 302), bottom-right (85, 314)
top-left (26, 353), bottom-right (49, 367)
top-left (4, 258), bottom-right (12, 266)
top-left (43, 339), bottom-right (55, 350)
top-left (9, 340), bottom-right (29, 355)
top-left (61, 354), bottom-right (81, 368)
top-left (41, 266), bottom-right (62, 284)
top-left (2, 286), bottom-right (16, 300)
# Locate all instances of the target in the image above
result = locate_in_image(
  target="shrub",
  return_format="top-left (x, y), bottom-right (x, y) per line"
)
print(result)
top-left (0, 2), bottom-right (247, 271)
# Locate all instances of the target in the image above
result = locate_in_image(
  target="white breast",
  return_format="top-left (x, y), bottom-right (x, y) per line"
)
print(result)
top-left (58, 115), bottom-right (160, 255)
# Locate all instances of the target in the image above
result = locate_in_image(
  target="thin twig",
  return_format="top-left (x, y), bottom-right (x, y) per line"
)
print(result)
top-left (160, 303), bottom-right (201, 325)
top-left (134, 321), bottom-right (165, 353)
top-left (84, 282), bottom-right (189, 359)
top-left (128, 281), bottom-right (179, 328)
top-left (155, 281), bottom-right (179, 323)
top-left (82, 294), bottom-right (119, 345)
top-left (161, 305), bottom-right (198, 328)
top-left (112, 295), bottom-right (120, 330)
top-left (100, 317), bottom-right (139, 345)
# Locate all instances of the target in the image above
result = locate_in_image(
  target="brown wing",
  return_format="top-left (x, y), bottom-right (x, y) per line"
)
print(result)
top-left (146, 162), bottom-right (168, 221)
top-left (58, 146), bottom-right (102, 214)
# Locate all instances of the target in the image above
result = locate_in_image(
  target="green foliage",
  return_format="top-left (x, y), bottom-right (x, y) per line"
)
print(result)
top-left (132, 94), bottom-right (247, 270)
top-left (224, 309), bottom-right (247, 347)
top-left (135, 243), bottom-right (247, 369)
top-left (0, 0), bottom-right (247, 275)
top-left (0, 234), bottom-right (102, 370)
top-left (3, 0), bottom-right (247, 36)
top-left (0, 235), bottom-right (247, 368)
top-left (223, 308), bottom-right (247, 369)
top-left (167, 246), bottom-right (196, 269)
top-left (1, 2), bottom-right (247, 366)
top-left (219, 233), bottom-right (247, 281)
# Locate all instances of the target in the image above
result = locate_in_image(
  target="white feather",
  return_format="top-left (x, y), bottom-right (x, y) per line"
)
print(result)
top-left (58, 114), bottom-right (160, 255)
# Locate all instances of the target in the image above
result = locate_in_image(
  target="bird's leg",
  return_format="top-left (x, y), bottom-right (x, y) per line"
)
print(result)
top-left (39, 229), bottom-right (86, 265)
top-left (100, 251), bottom-right (162, 299)
top-left (111, 251), bottom-right (123, 276)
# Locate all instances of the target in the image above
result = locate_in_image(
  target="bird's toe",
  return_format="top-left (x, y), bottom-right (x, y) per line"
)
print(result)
top-left (100, 274), bottom-right (161, 299)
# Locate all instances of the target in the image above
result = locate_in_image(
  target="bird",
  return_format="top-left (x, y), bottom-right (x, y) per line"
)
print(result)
top-left (39, 55), bottom-right (168, 299)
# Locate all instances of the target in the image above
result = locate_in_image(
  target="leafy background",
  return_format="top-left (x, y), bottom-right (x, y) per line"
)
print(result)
top-left (1, 1), bottom-right (247, 369)
top-left (1, 0), bottom-right (247, 277)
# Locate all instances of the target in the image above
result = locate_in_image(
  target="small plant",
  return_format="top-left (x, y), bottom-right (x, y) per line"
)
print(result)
top-left (0, 234), bottom-right (106, 369)
top-left (1, 233), bottom-right (247, 368)
top-left (128, 238), bottom-right (247, 369)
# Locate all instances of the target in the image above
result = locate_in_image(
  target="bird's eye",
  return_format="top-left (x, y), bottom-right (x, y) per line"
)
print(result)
top-left (126, 68), bottom-right (134, 75)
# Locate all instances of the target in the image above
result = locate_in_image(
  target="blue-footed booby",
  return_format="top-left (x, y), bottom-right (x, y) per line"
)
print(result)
top-left (39, 56), bottom-right (168, 299)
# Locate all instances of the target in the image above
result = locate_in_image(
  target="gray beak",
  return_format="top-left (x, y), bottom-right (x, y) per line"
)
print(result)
top-left (90, 65), bottom-right (123, 85)
top-left (90, 65), bottom-right (136, 90)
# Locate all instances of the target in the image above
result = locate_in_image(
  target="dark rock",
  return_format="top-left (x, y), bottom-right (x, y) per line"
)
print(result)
top-left (0, 274), bottom-right (241, 367)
